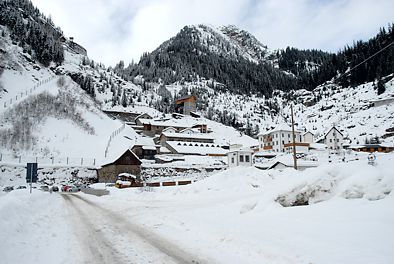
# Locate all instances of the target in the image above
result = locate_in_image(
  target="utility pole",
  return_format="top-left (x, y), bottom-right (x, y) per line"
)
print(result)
top-left (291, 104), bottom-right (298, 170)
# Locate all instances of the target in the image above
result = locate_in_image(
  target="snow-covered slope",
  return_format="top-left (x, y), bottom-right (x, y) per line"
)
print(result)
top-left (0, 29), bottom-right (140, 163)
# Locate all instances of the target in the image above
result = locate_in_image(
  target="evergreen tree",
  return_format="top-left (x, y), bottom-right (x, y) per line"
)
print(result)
top-left (377, 78), bottom-right (386, 95)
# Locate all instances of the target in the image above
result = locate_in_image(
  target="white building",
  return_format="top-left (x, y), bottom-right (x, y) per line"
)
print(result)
top-left (227, 149), bottom-right (253, 167)
top-left (302, 131), bottom-right (314, 144)
top-left (318, 127), bottom-right (344, 153)
top-left (258, 124), bottom-right (303, 153)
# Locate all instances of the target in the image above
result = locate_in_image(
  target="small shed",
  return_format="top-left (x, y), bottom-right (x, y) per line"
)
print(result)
top-left (227, 149), bottom-right (253, 167)
top-left (97, 149), bottom-right (142, 183)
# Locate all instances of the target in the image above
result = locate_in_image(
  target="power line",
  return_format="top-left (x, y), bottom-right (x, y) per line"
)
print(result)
top-left (333, 39), bottom-right (394, 82)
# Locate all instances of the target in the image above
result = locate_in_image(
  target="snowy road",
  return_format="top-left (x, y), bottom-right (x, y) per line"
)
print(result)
top-left (62, 193), bottom-right (209, 264)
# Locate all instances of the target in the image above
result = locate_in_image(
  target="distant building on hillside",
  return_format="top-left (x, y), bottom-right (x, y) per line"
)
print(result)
top-left (175, 95), bottom-right (197, 115)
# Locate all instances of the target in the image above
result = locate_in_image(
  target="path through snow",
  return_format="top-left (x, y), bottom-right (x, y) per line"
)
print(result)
top-left (62, 193), bottom-right (211, 264)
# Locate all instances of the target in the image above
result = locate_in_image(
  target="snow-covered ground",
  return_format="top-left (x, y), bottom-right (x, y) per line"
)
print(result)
top-left (1, 153), bottom-right (393, 264)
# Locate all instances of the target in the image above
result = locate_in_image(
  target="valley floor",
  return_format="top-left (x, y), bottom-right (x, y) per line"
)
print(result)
top-left (1, 154), bottom-right (394, 264)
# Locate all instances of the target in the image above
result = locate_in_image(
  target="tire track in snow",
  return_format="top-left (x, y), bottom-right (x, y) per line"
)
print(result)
top-left (62, 194), bottom-right (211, 264)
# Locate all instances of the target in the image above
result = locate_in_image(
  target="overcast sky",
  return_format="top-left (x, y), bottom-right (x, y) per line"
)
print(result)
top-left (31, 0), bottom-right (394, 66)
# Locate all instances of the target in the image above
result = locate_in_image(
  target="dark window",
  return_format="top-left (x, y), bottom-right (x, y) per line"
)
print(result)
top-left (240, 155), bottom-right (244, 162)
top-left (245, 155), bottom-right (250, 162)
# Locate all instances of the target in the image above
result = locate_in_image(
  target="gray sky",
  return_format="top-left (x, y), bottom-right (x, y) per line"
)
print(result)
top-left (31, 0), bottom-right (394, 66)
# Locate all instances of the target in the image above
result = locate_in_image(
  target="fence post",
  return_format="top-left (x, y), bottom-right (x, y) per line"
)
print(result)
top-left (67, 157), bottom-right (69, 165)
top-left (52, 157), bottom-right (54, 164)
top-left (19, 156), bottom-right (21, 163)
top-left (81, 158), bottom-right (83, 165)
top-left (35, 157), bottom-right (38, 163)
top-left (0, 153), bottom-right (2, 161)
top-left (93, 158), bottom-right (96, 166)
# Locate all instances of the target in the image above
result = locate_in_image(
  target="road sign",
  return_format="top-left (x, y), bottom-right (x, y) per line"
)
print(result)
top-left (26, 163), bottom-right (38, 183)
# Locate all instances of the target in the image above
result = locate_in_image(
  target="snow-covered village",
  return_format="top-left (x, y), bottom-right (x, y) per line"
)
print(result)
top-left (1, 1), bottom-right (394, 263)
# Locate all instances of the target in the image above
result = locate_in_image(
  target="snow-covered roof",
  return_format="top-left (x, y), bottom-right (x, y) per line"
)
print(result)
top-left (142, 145), bottom-right (157, 150)
top-left (302, 131), bottom-right (314, 136)
top-left (159, 147), bottom-right (171, 153)
top-left (100, 149), bottom-right (141, 167)
top-left (134, 136), bottom-right (155, 147)
top-left (228, 148), bottom-right (254, 153)
top-left (162, 127), bottom-right (177, 133)
top-left (166, 141), bottom-right (228, 155)
top-left (138, 117), bottom-right (203, 128)
top-left (268, 156), bottom-right (319, 170)
top-left (179, 127), bottom-right (199, 134)
top-left (161, 132), bottom-right (215, 141)
top-left (309, 143), bottom-right (327, 150)
top-left (322, 126), bottom-right (344, 138)
top-left (134, 113), bottom-right (153, 120)
top-left (258, 123), bottom-right (302, 136)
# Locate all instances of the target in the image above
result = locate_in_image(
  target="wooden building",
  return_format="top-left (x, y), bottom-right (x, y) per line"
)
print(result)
top-left (175, 95), bottom-right (197, 115)
top-left (350, 144), bottom-right (393, 153)
top-left (97, 149), bottom-right (142, 183)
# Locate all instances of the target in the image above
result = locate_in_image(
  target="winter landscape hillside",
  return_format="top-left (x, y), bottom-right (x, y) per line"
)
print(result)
top-left (0, 0), bottom-right (394, 263)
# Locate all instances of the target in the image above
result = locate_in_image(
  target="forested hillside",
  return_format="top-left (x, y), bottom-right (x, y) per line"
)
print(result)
top-left (118, 25), bottom-right (297, 97)
top-left (279, 25), bottom-right (394, 91)
top-left (0, 0), bottom-right (64, 67)
top-left (117, 23), bottom-right (394, 98)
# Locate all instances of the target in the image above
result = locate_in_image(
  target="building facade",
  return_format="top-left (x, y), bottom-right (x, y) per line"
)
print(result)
top-left (258, 124), bottom-right (303, 153)
top-left (175, 95), bottom-right (197, 115)
top-left (228, 149), bottom-right (253, 167)
top-left (320, 127), bottom-right (344, 153)
top-left (97, 150), bottom-right (142, 183)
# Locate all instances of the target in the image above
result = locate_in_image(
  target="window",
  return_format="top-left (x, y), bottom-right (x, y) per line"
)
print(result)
top-left (231, 157), bottom-right (235, 163)
top-left (337, 139), bottom-right (339, 142)
top-left (245, 155), bottom-right (250, 162)
top-left (330, 139), bottom-right (332, 143)
top-left (240, 155), bottom-right (244, 162)
top-left (282, 133), bottom-right (284, 137)
top-left (288, 134), bottom-right (290, 138)
top-left (282, 140), bottom-right (284, 144)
